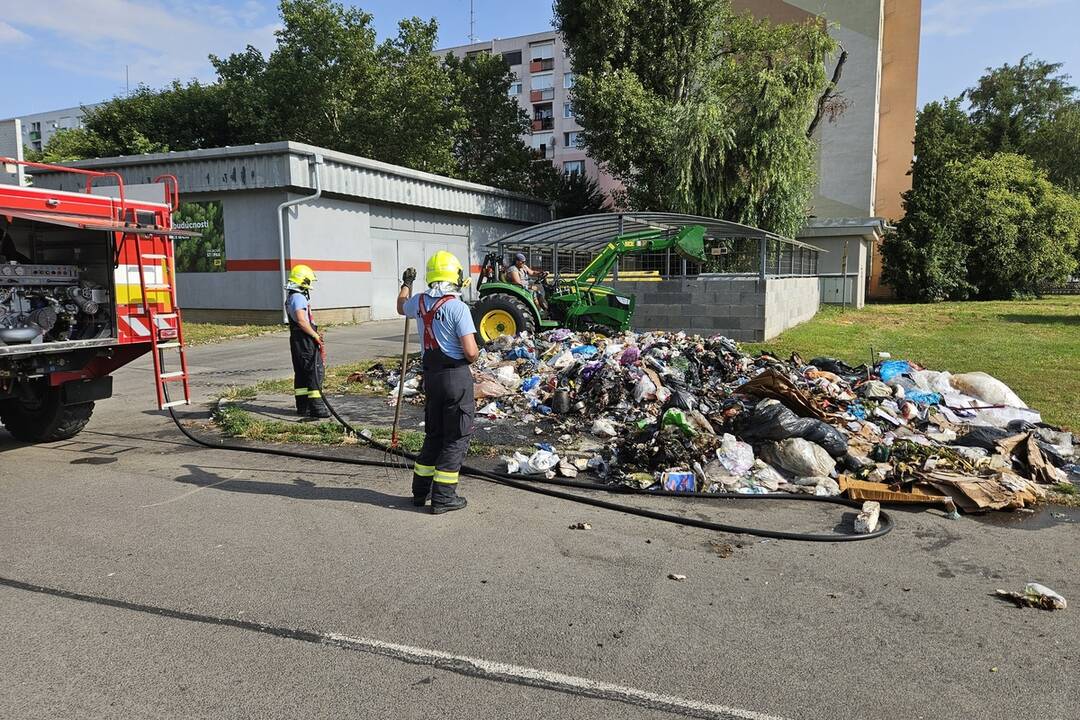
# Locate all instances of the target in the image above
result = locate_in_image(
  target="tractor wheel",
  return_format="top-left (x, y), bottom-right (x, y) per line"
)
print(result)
top-left (0, 387), bottom-right (95, 443)
top-left (473, 293), bottom-right (537, 343)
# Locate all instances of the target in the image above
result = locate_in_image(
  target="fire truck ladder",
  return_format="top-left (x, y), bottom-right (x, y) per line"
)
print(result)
top-left (129, 187), bottom-right (191, 410)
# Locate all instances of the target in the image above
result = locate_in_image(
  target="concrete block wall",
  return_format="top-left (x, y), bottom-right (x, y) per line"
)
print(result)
top-left (612, 275), bottom-right (819, 342)
top-left (763, 277), bottom-right (820, 340)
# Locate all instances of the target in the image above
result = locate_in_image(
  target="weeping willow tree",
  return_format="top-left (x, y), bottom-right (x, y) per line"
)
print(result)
top-left (555, 0), bottom-right (837, 237)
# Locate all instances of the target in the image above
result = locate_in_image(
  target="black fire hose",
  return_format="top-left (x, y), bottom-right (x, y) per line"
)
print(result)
top-left (166, 369), bottom-right (895, 541)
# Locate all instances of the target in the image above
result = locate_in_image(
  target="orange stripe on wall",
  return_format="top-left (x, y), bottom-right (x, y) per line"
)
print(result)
top-left (470, 264), bottom-right (482, 273)
top-left (226, 259), bottom-right (372, 272)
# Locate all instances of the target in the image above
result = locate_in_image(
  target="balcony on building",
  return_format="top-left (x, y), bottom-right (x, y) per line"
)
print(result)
top-left (529, 57), bottom-right (555, 73)
top-left (532, 104), bottom-right (554, 132)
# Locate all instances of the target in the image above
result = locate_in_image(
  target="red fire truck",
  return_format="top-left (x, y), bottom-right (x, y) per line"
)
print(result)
top-left (0, 158), bottom-right (192, 441)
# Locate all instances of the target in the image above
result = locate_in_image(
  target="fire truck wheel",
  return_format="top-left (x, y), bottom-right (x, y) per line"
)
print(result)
top-left (0, 389), bottom-right (95, 443)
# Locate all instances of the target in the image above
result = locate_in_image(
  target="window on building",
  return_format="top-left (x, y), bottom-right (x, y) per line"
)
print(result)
top-left (502, 49), bottom-right (522, 66)
top-left (466, 48), bottom-right (490, 58)
top-left (531, 73), bottom-right (554, 90)
top-left (563, 72), bottom-right (575, 89)
top-left (530, 42), bottom-right (554, 60)
top-left (563, 102), bottom-right (574, 119)
top-left (563, 160), bottom-right (585, 175)
top-left (508, 82), bottom-right (523, 96)
top-left (564, 131), bottom-right (582, 148)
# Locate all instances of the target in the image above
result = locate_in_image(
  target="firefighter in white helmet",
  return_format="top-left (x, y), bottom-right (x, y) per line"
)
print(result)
top-left (397, 251), bottom-right (479, 514)
top-left (285, 264), bottom-right (330, 418)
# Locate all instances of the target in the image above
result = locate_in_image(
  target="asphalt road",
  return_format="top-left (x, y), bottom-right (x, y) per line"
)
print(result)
top-left (2, 322), bottom-right (1077, 720)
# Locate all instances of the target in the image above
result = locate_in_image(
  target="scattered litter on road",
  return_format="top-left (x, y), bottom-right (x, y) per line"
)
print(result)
top-left (568, 522), bottom-right (592, 530)
top-left (996, 583), bottom-right (1068, 610)
top-left (668, 573), bottom-right (687, 582)
top-left (363, 328), bottom-right (1075, 516)
top-left (855, 501), bottom-right (882, 533)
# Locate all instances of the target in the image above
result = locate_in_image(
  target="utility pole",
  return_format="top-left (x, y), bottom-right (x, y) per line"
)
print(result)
top-left (125, 65), bottom-right (130, 96)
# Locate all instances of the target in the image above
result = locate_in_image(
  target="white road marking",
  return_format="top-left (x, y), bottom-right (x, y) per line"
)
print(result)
top-left (320, 631), bottom-right (794, 720)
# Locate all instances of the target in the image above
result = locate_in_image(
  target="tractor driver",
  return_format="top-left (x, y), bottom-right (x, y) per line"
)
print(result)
top-left (507, 252), bottom-right (548, 311)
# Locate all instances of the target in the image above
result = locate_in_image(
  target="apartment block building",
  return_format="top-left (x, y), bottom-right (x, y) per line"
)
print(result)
top-left (440, 32), bottom-right (619, 195)
top-left (6, 104), bottom-right (99, 153)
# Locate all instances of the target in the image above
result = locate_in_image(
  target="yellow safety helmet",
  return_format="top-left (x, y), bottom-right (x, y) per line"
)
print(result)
top-left (287, 264), bottom-right (317, 288)
top-left (426, 250), bottom-right (464, 286)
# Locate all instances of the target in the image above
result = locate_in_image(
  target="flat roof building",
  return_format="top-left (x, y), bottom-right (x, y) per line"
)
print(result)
top-left (2, 104), bottom-right (101, 154)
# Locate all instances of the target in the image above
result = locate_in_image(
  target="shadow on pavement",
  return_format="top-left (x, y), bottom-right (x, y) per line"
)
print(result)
top-left (174, 464), bottom-right (417, 513)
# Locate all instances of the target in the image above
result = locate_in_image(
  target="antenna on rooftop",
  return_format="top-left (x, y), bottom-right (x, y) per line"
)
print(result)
top-left (468, 0), bottom-right (478, 43)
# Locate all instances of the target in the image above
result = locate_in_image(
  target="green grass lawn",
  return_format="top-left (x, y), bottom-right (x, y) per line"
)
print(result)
top-left (746, 296), bottom-right (1080, 430)
top-left (182, 322), bottom-right (284, 346)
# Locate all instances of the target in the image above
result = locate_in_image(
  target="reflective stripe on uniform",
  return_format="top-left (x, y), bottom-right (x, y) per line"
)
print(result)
top-left (433, 470), bottom-right (459, 485)
top-left (294, 387), bottom-right (309, 396)
top-left (413, 463), bottom-right (436, 478)
top-left (308, 390), bottom-right (322, 399)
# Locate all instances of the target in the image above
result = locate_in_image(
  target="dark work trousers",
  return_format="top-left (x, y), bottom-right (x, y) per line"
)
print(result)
top-left (412, 350), bottom-right (475, 505)
top-left (288, 318), bottom-right (324, 411)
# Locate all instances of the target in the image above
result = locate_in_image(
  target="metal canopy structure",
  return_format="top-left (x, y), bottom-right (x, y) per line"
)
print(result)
top-left (493, 211), bottom-right (816, 251)
top-left (492, 212), bottom-right (825, 281)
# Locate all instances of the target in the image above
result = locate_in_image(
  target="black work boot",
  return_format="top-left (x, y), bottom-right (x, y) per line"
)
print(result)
top-left (295, 395), bottom-right (310, 416)
top-left (431, 481), bottom-right (467, 515)
top-left (411, 474), bottom-right (432, 507)
top-left (307, 396), bottom-right (330, 419)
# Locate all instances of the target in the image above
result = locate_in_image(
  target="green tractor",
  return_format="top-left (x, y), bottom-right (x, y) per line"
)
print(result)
top-left (471, 225), bottom-right (707, 342)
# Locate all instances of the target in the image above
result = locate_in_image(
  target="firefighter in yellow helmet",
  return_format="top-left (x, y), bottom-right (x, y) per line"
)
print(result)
top-left (285, 264), bottom-right (329, 418)
top-left (397, 251), bottom-right (479, 514)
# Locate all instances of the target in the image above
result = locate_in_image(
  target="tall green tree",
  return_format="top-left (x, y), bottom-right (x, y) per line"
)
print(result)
top-left (884, 148), bottom-right (1080, 300)
top-left (25, 128), bottom-right (107, 163)
top-left (444, 52), bottom-right (533, 191)
top-left (365, 18), bottom-right (459, 174)
top-left (551, 170), bottom-right (608, 218)
top-left (212, 0), bottom-right (380, 152)
top-left (1027, 103), bottom-right (1080, 192)
top-left (965, 55), bottom-right (1076, 155)
top-left (554, 0), bottom-right (836, 237)
top-left (75, 81), bottom-right (229, 156)
top-left (882, 100), bottom-right (977, 301)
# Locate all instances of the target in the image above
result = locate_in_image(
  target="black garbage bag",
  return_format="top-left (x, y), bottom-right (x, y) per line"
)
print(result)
top-left (954, 426), bottom-right (1012, 451)
top-left (809, 357), bottom-right (856, 375)
top-left (663, 388), bottom-right (699, 413)
top-left (741, 400), bottom-right (848, 457)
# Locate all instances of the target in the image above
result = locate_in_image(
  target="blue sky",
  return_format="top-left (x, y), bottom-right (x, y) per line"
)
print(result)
top-left (1, 0), bottom-right (1077, 119)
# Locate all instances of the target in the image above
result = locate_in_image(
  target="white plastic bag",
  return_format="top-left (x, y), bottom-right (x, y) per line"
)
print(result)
top-left (950, 372), bottom-right (1028, 408)
top-left (506, 450), bottom-right (560, 476)
top-left (551, 350), bottom-right (576, 371)
top-left (716, 433), bottom-right (754, 476)
top-left (591, 418), bottom-right (618, 438)
top-left (633, 374), bottom-right (657, 403)
top-left (748, 460), bottom-right (785, 491)
top-left (493, 365), bottom-right (522, 389)
top-left (762, 438), bottom-right (836, 477)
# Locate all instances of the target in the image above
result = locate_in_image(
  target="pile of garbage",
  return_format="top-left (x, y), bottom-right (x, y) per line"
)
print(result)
top-left (363, 329), bottom-right (1077, 513)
